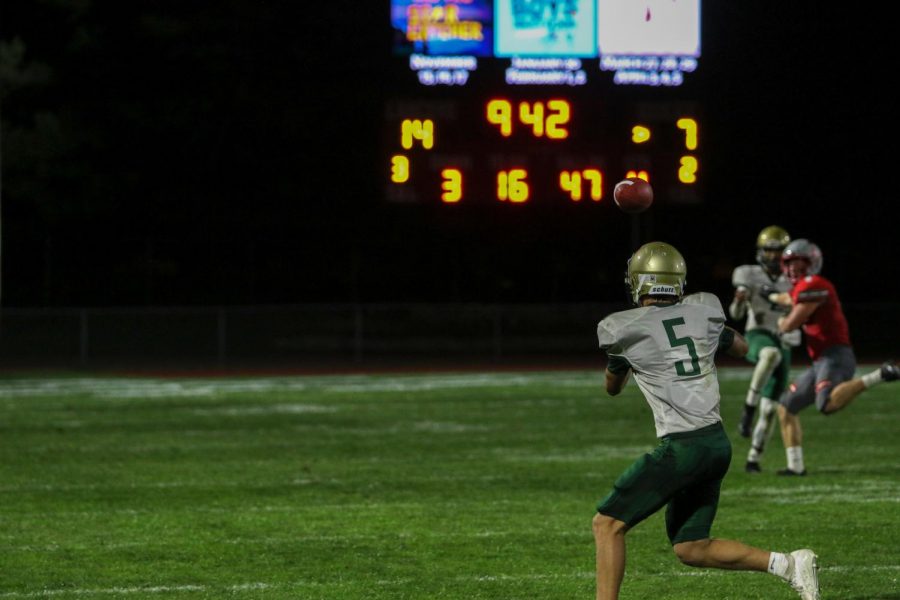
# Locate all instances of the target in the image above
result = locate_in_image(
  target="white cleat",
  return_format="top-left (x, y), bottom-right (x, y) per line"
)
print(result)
top-left (789, 549), bottom-right (820, 600)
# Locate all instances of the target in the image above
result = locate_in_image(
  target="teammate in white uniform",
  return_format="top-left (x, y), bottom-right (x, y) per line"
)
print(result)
top-left (729, 226), bottom-right (797, 472)
top-left (591, 241), bottom-right (819, 600)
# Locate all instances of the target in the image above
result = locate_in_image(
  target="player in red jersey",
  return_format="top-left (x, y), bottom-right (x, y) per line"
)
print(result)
top-left (769, 239), bottom-right (898, 475)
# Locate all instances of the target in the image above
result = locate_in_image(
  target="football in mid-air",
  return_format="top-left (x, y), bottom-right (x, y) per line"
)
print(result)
top-left (613, 177), bottom-right (653, 213)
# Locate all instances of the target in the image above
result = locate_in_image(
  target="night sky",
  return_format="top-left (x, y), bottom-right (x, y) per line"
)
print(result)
top-left (1, 2), bottom-right (895, 308)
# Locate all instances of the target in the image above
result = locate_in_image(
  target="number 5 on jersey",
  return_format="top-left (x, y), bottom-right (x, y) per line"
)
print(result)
top-left (662, 317), bottom-right (701, 376)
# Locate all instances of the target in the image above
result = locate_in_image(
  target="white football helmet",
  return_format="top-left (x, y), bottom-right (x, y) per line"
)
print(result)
top-left (781, 239), bottom-right (822, 283)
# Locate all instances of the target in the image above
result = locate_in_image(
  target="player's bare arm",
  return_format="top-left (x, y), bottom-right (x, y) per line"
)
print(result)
top-left (768, 291), bottom-right (792, 307)
top-left (722, 326), bottom-right (748, 358)
top-left (729, 286), bottom-right (749, 320)
top-left (778, 300), bottom-right (821, 333)
top-left (605, 368), bottom-right (630, 396)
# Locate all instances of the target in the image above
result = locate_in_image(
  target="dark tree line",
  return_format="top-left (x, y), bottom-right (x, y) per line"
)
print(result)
top-left (1, 2), bottom-right (895, 307)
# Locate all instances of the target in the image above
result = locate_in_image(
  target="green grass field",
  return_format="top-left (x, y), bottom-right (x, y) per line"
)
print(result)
top-left (1, 368), bottom-right (897, 599)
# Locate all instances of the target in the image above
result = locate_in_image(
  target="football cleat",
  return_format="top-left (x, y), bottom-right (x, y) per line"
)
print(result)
top-left (880, 361), bottom-right (900, 382)
top-left (777, 468), bottom-right (807, 477)
top-left (745, 461), bottom-right (762, 473)
top-left (788, 549), bottom-right (820, 600)
top-left (738, 406), bottom-right (756, 438)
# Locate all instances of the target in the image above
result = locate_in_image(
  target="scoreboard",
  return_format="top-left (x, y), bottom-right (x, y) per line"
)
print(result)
top-left (385, 0), bottom-right (704, 208)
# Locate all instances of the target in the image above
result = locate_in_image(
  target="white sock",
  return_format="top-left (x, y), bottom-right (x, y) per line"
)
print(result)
top-left (861, 369), bottom-right (883, 389)
top-left (748, 347), bottom-right (781, 406)
top-left (745, 387), bottom-right (761, 408)
top-left (748, 445), bottom-right (761, 462)
top-left (760, 397), bottom-right (778, 419)
top-left (786, 446), bottom-right (805, 473)
top-left (748, 398), bottom-right (779, 463)
top-left (768, 552), bottom-right (792, 580)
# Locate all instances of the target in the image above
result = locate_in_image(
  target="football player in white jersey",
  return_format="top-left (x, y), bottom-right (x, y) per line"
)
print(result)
top-left (592, 242), bottom-right (820, 600)
top-left (729, 226), bottom-right (796, 472)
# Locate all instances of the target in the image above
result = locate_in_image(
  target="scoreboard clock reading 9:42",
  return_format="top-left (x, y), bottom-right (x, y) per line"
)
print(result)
top-left (385, 0), bottom-right (705, 207)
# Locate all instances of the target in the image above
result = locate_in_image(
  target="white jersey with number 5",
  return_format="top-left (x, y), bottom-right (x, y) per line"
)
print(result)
top-left (597, 292), bottom-right (725, 437)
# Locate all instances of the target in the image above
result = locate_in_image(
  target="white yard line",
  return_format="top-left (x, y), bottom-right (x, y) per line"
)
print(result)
top-left (0, 369), bottom-right (758, 400)
top-left (2, 565), bottom-right (898, 597)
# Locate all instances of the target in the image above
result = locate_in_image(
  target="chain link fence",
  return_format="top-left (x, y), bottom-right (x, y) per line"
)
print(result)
top-left (0, 303), bottom-right (893, 370)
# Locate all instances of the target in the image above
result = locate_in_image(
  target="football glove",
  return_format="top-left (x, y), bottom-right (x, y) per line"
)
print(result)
top-left (759, 284), bottom-right (790, 312)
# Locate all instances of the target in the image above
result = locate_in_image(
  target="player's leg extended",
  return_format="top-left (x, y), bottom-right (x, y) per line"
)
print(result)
top-left (777, 367), bottom-right (816, 475)
top-left (667, 446), bottom-right (771, 571)
top-left (822, 352), bottom-right (896, 414)
top-left (674, 538), bottom-right (770, 571)
top-left (778, 402), bottom-right (807, 475)
top-left (746, 397), bottom-right (779, 472)
top-left (673, 539), bottom-right (820, 599)
top-left (739, 332), bottom-right (781, 437)
top-left (593, 514), bottom-right (627, 600)
top-left (778, 405), bottom-right (803, 459)
top-left (746, 346), bottom-right (790, 472)
top-left (594, 441), bottom-right (683, 600)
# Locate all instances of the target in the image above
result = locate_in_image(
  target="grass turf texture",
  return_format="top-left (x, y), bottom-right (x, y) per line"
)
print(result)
top-left (0, 369), bottom-right (897, 599)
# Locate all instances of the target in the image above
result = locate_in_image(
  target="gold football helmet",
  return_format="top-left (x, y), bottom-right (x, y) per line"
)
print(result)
top-left (625, 242), bottom-right (687, 305)
top-left (756, 225), bottom-right (791, 272)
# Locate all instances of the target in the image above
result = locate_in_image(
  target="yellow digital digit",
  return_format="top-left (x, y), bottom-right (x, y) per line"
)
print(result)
top-left (631, 125), bottom-right (651, 144)
top-left (546, 100), bottom-right (570, 139)
top-left (418, 119), bottom-right (434, 149)
top-left (508, 168), bottom-right (529, 203)
top-left (678, 156), bottom-right (698, 183)
top-left (441, 168), bottom-right (462, 203)
top-left (583, 169), bottom-right (603, 201)
top-left (391, 155), bottom-right (409, 183)
top-left (400, 119), bottom-right (434, 150)
top-left (519, 101), bottom-right (545, 137)
top-left (487, 99), bottom-right (513, 136)
top-left (677, 118), bottom-right (698, 150)
top-left (498, 171), bottom-right (508, 201)
top-left (401, 119), bottom-right (414, 149)
top-left (625, 170), bottom-right (650, 182)
top-left (560, 170), bottom-right (582, 201)
top-left (497, 169), bottom-right (529, 203)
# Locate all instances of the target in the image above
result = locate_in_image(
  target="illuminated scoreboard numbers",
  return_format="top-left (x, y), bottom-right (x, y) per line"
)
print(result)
top-left (487, 99), bottom-right (571, 139)
top-left (676, 118), bottom-right (698, 150)
top-left (545, 100), bottom-right (570, 139)
top-left (441, 168), bottom-right (462, 203)
top-left (559, 171), bottom-right (582, 201)
top-left (624, 116), bottom-right (701, 186)
top-left (625, 170), bottom-right (650, 182)
top-left (487, 100), bottom-right (513, 137)
top-left (391, 155), bottom-right (410, 183)
top-left (497, 169), bottom-right (529, 203)
top-left (632, 125), bottom-right (651, 144)
top-left (676, 117), bottom-right (699, 184)
top-left (560, 169), bottom-right (603, 202)
top-left (400, 118), bottom-right (434, 150)
top-left (384, 101), bottom-right (703, 205)
top-left (678, 156), bottom-right (698, 183)
top-left (519, 101), bottom-right (545, 137)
